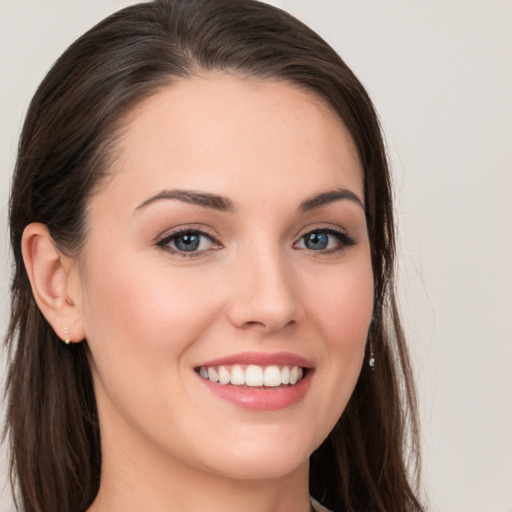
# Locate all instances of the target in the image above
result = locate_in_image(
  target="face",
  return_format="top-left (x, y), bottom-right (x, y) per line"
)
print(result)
top-left (74, 75), bottom-right (374, 482)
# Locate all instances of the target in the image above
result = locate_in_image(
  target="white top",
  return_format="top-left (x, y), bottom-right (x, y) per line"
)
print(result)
top-left (311, 497), bottom-right (333, 512)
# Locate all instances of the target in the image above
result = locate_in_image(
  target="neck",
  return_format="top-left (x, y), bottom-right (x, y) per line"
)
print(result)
top-left (88, 417), bottom-right (312, 512)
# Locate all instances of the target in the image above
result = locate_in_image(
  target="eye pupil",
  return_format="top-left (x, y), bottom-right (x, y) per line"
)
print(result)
top-left (175, 233), bottom-right (200, 251)
top-left (305, 232), bottom-right (328, 250)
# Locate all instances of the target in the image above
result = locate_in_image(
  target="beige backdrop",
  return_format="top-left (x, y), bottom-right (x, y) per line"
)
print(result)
top-left (1, 1), bottom-right (511, 511)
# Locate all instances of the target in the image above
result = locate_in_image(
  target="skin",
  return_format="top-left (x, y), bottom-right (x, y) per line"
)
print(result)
top-left (23, 74), bottom-right (374, 512)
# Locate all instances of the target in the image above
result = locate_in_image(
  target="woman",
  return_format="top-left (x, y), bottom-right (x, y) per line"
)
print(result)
top-left (4, 0), bottom-right (423, 511)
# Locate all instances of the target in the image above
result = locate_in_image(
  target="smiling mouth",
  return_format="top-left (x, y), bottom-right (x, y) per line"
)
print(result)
top-left (196, 364), bottom-right (306, 388)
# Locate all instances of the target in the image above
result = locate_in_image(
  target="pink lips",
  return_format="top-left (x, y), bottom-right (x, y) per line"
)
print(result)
top-left (195, 351), bottom-right (314, 411)
top-left (198, 351), bottom-right (314, 369)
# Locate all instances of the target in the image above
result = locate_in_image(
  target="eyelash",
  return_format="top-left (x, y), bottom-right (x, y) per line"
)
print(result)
top-left (156, 226), bottom-right (356, 258)
top-left (156, 227), bottom-right (220, 258)
top-left (293, 227), bottom-right (357, 254)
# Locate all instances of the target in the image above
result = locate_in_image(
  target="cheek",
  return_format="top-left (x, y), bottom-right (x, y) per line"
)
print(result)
top-left (79, 255), bottom-right (223, 371)
top-left (309, 261), bottom-right (374, 348)
top-left (303, 259), bottom-right (374, 430)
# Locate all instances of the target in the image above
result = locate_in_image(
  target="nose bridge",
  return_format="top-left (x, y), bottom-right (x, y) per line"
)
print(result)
top-left (227, 236), bottom-right (299, 333)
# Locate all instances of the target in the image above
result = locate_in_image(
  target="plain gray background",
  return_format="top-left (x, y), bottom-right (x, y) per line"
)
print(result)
top-left (1, 1), bottom-right (511, 511)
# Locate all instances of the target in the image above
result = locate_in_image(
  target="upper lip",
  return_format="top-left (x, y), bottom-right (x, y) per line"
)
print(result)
top-left (196, 351), bottom-right (314, 369)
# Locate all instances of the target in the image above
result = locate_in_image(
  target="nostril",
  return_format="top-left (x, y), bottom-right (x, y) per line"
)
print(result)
top-left (242, 319), bottom-right (295, 333)
top-left (240, 320), bottom-right (270, 333)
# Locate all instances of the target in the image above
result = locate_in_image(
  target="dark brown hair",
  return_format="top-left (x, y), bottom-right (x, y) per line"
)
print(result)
top-left (4, 1), bottom-right (424, 511)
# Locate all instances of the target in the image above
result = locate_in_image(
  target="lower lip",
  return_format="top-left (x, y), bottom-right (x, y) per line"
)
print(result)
top-left (197, 370), bottom-right (313, 411)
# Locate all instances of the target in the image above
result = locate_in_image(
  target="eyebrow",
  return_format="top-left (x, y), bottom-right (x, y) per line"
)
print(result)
top-left (299, 188), bottom-right (364, 211)
top-left (135, 189), bottom-right (236, 213)
top-left (134, 186), bottom-right (364, 214)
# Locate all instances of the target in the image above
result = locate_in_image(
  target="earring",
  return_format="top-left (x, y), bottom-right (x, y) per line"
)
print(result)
top-left (63, 326), bottom-right (71, 345)
top-left (368, 314), bottom-right (376, 370)
top-left (368, 347), bottom-right (375, 370)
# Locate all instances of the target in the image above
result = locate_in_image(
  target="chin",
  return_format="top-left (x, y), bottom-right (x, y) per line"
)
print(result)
top-left (208, 453), bottom-right (309, 482)
top-left (193, 428), bottom-right (319, 482)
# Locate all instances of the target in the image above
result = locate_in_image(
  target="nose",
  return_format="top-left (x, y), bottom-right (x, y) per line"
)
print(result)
top-left (226, 244), bottom-right (301, 334)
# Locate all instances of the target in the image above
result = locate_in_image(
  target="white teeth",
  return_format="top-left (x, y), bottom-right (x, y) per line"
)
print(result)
top-left (207, 367), bottom-right (219, 383)
top-left (263, 365), bottom-right (281, 387)
top-left (245, 365), bottom-right (264, 387)
top-left (218, 366), bottom-right (230, 385)
top-left (230, 364), bottom-right (245, 385)
top-left (198, 364), bottom-right (305, 387)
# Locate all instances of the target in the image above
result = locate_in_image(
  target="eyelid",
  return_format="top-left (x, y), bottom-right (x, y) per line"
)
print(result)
top-left (156, 225), bottom-right (222, 256)
top-left (155, 224), bottom-right (219, 243)
top-left (294, 224), bottom-right (357, 252)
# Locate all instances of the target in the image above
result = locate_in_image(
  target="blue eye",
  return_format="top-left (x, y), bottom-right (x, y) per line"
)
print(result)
top-left (304, 232), bottom-right (329, 250)
top-left (296, 228), bottom-right (355, 252)
top-left (173, 233), bottom-right (201, 251)
top-left (158, 229), bottom-right (216, 254)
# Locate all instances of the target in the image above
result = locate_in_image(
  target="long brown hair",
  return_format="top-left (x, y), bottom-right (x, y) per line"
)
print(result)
top-left (4, 1), bottom-right (424, 511)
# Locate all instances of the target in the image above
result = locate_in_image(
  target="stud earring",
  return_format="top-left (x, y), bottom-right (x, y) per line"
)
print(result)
top-left (63, 326), bottom-right (71, 345)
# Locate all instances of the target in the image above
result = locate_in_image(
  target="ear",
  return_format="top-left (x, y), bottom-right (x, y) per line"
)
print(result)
top-left (21, 223), bottom-right (85, 343)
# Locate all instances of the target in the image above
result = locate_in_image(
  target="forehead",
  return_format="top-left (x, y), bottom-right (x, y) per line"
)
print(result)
top-left (102, 74), bottom-right (364, 209)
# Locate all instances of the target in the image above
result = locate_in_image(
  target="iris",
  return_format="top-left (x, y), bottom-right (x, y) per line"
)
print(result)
top-left (174, 233), bottom-right (201, 251)
top-left (304, 232), bottom-right (329, 250)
